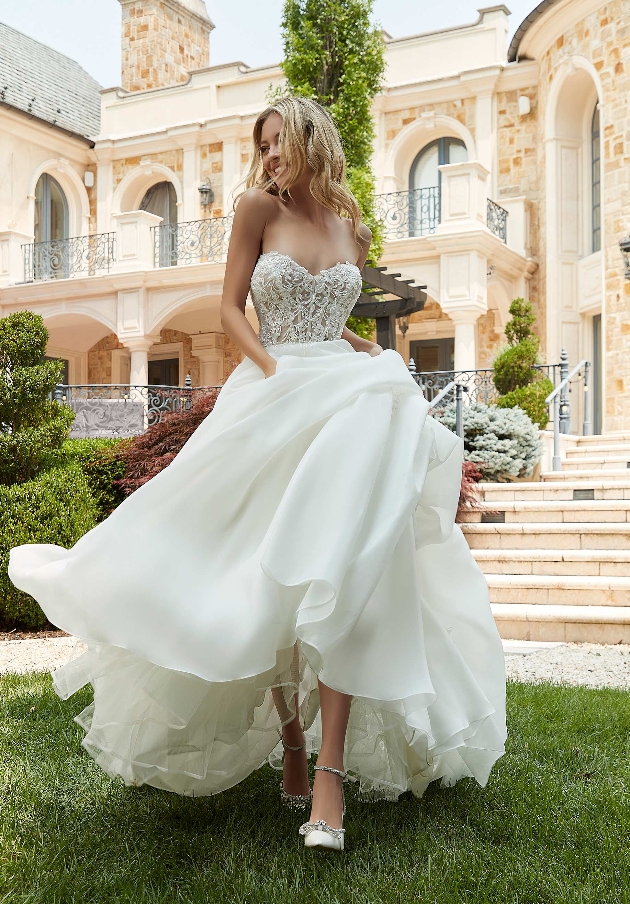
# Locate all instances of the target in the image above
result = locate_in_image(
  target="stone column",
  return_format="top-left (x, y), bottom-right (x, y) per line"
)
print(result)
top-left (439, 249), bottom-right (488, 371)
top-left (182, 142), bottom-right (200, 222)
top-left (191, 333), bottom-right (225, 385)
top-left (123, 337), bottom-right (156, 386)
top-left (0, 230), bottom-right (33, 286)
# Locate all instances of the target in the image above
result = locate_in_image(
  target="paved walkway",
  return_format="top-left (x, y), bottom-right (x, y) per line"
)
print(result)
top-left (0, 636), bottom-right (629, 689)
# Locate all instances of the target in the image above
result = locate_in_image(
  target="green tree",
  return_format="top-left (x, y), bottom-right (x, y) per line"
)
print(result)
top-left (278, 0), bottom-right (386, 338)
top-left (493, 299), bottom-right (553, 430)
top-left (0, 311), bottom-right (74, 484)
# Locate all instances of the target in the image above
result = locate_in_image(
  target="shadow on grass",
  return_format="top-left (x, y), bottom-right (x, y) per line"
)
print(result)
top-left (1, 674), bottom-right (629, 904)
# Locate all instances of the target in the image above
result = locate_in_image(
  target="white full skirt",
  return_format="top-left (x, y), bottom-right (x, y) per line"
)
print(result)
top-left (9, 340), bottom-right (506, 800)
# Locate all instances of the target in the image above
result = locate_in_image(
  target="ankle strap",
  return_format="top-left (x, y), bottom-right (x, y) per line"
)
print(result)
top-left (314, 765), bottom-right (348, 780)
top-left (282, 739), bottom-right (305, 751)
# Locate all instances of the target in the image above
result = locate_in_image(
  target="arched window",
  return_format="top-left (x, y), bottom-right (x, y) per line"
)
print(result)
top-left (141, 181), bottom-right (178, 267)
top-left (591, 103), bottom-right (601, 253)
top-left (408, 138), bottom-right (467, 236)
top-left (34, 174), bottom-right (68, 245)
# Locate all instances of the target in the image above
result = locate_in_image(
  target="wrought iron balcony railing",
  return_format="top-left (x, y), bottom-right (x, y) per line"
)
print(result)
top-left (153, 214), bottom-right (234, 267)
top-left (487, 199), bottom-right (508, 243)
top-left (55, 383), bottom-right (220, 438)
top-left (23, 233), bottom-right (116, 282)
top-left (375, 186), bottom-right (441, 240)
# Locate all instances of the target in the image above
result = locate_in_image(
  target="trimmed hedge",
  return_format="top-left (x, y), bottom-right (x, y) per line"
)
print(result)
top-left (0, 464), bottom-right (99, 629)
top-left (56, 438), bottom-right (128, 522)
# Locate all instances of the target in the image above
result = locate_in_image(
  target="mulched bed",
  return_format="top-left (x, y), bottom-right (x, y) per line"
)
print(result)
top-left (0, 629), bottom-right (68, 642)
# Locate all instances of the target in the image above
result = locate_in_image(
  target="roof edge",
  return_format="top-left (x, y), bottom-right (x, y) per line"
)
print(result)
top-left (0, 101), bottom-right (96, 146)
top-left (508, 0), bottom-right (563, 62)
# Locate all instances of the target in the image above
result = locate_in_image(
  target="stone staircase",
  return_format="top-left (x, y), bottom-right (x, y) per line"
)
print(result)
top-left (461, 432), bottom-right (630, 643)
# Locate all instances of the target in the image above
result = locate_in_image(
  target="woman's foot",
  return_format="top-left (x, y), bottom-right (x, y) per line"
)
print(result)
top-left (281, 733), bottom-right (311, 798)
top-left (307, 761), bottom-right (345, 829)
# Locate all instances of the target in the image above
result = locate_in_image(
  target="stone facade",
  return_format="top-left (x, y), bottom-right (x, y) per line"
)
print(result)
top-left (88, 333), bottom-right (124, 384)
top-left (223, 336), bottom-right (242, 382)
top-left (112, 150), bottom-right (184, 188)
top-left (199, 142), bottom-right (224, 218)
top-left (535, 1), bottom-right (630, 429)
top-left (119, 0), bottom-right (211, 93)
top-left (384, 99), bottom-right (476, 147)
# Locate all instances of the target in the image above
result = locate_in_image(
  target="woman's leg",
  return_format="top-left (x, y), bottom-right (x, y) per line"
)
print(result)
top-left (309, 680), bottom-right (352, 828)
top-left (272, 687), bottom-right (310, 796)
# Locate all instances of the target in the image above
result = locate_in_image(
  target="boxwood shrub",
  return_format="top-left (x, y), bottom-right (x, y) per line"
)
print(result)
top-left (0, 464), bottom-right (99, 629)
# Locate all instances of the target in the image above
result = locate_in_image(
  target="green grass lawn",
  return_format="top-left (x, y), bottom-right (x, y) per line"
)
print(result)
top-left (1, 675), bottom-right (629, 904)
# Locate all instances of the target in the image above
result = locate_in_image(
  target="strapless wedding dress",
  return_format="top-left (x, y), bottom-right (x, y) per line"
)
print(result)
top-left (9, 251), bottom-right (506, 800)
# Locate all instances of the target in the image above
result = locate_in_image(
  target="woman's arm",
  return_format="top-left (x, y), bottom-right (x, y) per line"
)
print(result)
top-left (221, 190), bottom-right (278, 378)
top-left (342, 222), bottom-right (383, 356)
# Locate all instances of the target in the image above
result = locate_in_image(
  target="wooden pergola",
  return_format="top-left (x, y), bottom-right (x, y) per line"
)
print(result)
top-left (352, 265), bottom-right (427, 350)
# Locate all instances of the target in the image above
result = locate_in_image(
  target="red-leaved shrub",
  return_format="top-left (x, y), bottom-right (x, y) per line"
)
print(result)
top-left (457, 460), bottom-right (484, 522)
top-left (114, 391), bottom-right (219, 496)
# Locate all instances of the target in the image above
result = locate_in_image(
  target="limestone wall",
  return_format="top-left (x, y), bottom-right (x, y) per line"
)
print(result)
top-left (120, 0), bottom-right (211, 93)
top-left (384, 99), bottom-right (476, 148)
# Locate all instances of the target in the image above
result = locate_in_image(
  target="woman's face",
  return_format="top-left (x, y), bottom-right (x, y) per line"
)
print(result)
top-left (259, 112), bottom-right (290, 188)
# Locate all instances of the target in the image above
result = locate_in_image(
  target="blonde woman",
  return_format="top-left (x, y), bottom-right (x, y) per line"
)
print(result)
top-left (9, 97), bottom-right (506, 852)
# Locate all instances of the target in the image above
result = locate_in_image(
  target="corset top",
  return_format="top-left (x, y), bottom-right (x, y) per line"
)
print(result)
top-left (250, 251), bottom-right (363, 347)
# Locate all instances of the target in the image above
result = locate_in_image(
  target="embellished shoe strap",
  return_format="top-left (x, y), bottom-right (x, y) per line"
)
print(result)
top-left (282, 739), bottom-right (306, 752)
top-left (299, 819), bottom-right (345, 841)
top-left (314, 765), bottom-right (357, 782)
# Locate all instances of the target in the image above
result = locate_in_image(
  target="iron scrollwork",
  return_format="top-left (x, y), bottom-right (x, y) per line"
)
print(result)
top-left (153, 215), bottom-right (234, 267)
top-left (374, 187), bottom-right (441, 240)
top-left (487, 199), bottom-right (508, 243)
top-left (23, 233), bottom-right (116, 282)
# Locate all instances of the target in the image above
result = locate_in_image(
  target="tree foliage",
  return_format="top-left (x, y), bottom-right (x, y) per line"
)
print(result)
top-left (278, 0), bottom-right (385, 340)
top-left (0, 311), bottom-right (74, 485)
top-left (493, 299), bottom-right (551, 429)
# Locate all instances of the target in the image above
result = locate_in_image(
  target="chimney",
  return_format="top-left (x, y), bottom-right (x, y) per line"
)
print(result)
top-left (119, 0), bottom-right (214, 92)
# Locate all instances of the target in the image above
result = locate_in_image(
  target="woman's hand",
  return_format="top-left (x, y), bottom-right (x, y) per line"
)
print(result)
top-left (261, 356), bottom-right (277, 378)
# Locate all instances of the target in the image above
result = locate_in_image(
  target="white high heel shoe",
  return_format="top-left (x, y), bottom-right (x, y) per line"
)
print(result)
top-left (279, 737), bottom-right (312, 811)
top-left (299, 765), bottom-right (355, 852)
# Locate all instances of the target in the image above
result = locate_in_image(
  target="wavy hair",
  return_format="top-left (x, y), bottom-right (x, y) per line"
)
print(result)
top-left (235, 96), bottom-right (362, 242)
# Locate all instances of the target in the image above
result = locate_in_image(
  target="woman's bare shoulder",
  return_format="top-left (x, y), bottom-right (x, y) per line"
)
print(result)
top-left (236, 188), bottom-right (278, 213)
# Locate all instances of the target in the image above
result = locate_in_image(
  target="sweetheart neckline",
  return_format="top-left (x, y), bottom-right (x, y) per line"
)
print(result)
top-left (257, 251), bottom-right (361, 279)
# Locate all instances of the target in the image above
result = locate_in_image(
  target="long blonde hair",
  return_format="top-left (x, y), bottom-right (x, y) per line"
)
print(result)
top-left (236, 96), bottom-right (362, 242)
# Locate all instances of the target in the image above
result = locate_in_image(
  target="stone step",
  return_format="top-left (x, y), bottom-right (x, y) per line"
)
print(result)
top-left (460, 500), bottom-right (630, 523)
top-left (473, 548), bottom-right (630, 577)
top-left (491, 603), bottom-right (630, 643)
top-left (560, 455), bottom-right (630, 469)
top-left (462, 522), bottom-right (630, 550)
top-left (566, 445), bottom-right (630, 458)
top-left (575, 432), bottom-right (630, 446)
top-left (542, 469), bottom-right (630, 481)
top-left (486, 573), bottom-right (630, 606)
top-left (480, 481), bottom-right (630, 502)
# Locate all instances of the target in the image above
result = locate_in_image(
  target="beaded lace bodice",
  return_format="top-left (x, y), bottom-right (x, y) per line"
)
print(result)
top-left (250, 251), bottom-right (363, 347)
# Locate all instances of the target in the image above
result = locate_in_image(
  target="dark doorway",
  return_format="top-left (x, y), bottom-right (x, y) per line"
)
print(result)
top-left (148, 358), bottom-right (179, 386)
top-left (409, 338), bottom-right (455, 373)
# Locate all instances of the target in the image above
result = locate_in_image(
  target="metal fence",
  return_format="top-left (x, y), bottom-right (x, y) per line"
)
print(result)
top-left (407, 362), bottom-right (558, 406)
top-left (23, 233), bottom-right (116, 282)
top-left (487, 199), bottom-right (508, 243)
top-left (55, 383), bottom-right (220, 438)
top-left (153, 214), bottom-right (234, 267)
top-left (374, 187), bottom-right (441, 240)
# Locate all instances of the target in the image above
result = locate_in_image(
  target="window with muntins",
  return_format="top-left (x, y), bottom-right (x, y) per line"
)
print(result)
top-left (408, 138), bottom-right (467, 236)
top-left (591, 103), bottom-right (601, 253)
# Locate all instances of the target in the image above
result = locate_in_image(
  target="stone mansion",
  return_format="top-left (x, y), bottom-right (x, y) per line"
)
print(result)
top-left (0, 0), bottom-right (628, 432)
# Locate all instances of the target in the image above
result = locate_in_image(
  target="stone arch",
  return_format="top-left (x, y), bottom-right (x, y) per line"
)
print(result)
top-left (544, 55), bottom-right (604, 362)
top-left (28, 159), bottom-right (91, 239)
top-left (381, 115), bottom-right (476, 193)
top-left (111, 163), bottom-right (184, 219)
top-left (487, 278), bottom-right (512, 331)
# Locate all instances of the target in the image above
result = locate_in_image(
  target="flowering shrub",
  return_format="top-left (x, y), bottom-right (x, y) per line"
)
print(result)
top-left (434, 401), bottom-right (542, 482)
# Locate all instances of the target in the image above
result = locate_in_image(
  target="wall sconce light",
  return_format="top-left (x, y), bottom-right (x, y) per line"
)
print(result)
top-left (620, 236), bottom-right (630, 280)
top-left (198, 178), bottom-right (214, 209)
top-left (398, 315), bottom-right (409, 337)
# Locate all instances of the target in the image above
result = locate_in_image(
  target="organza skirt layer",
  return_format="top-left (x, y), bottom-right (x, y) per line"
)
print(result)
top-left (9, 340), bottom-right (506, 799)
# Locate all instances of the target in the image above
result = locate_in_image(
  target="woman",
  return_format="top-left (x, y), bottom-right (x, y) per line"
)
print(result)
top-left (9, 97), bottom-right (506, 852)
